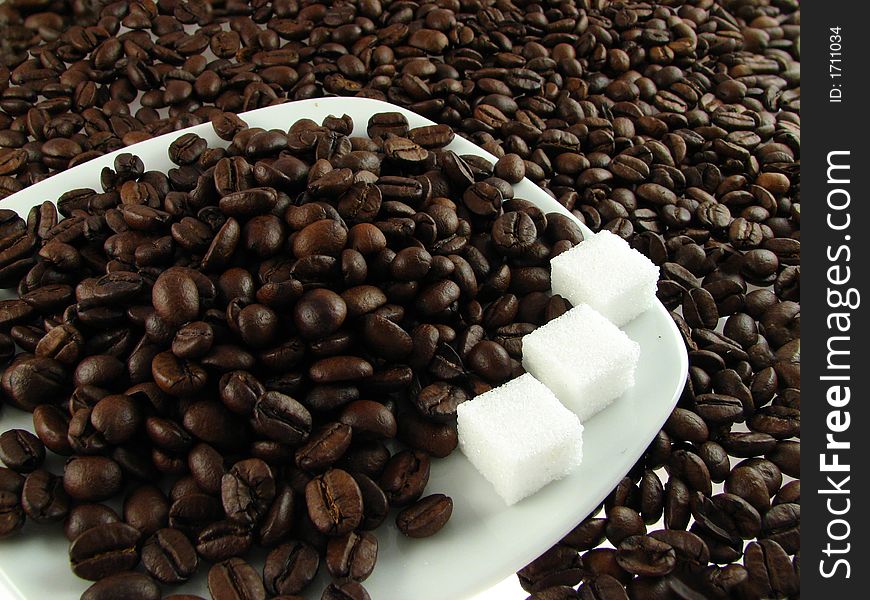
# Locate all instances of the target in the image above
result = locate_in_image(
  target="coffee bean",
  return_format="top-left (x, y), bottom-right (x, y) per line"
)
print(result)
top-left (0, 489), bottom-right (24, 538)
top-left (321, 580), bottom-right (372, 600)
top-left (65, 503), bottom-right (120, 541)
top-left (253, 392), bottom-right (312, 445)
top-left (296, 423), bottom-right (353, 472)
top-left (0, 429), bottom-right (45, 473)
top-left (576, 574), bottom-right (629, 600)
top-left (339, 400), bottom-right (397, 440)
top-left (21, 468), bottom-right (69, 523)
top-left (69, 521), bottom-right (141, 580)
top-left (326, 530), bottom-right (378, 581)
top-left (152, 270), bottom-right (199, 326)
top-left (91, 394), bottom-right (141, 445)
top-left (221, 458), bottom-right (276, 525)
top-left (379, 449), bottom-right (431, 507)
top-left (63, 456), bottom-right (123, 502)
top-left (195, 520), bottom-right (253, 563)
top-left (124, 484), bottom-right (169, 536)
top-left (305, 469), bottom-right (363, 536)
top-left (141, 527), bottom-right (198, 584)
top-left (81, 572), bottom-right (161, 600)
top-left (616, 534), bottom-right (676, 576)
top-left (208, 558), bottom-right (266, 600)
top-left (396, 493), bottom-right (453, 538)
top-left (263, 540), bottom-right (320, 595)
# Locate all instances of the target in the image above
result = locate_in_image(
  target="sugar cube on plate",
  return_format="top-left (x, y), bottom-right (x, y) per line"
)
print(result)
top-left (550, 230), bottom-right (659, 326)
top-left (457, 373), bottom-right (584, 506)
top-left (522, 304), bottom-right (640, 422)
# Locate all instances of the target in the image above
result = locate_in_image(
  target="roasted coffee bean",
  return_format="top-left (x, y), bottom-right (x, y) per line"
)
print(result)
top-left (0, 487), bottom-right (24, 538)
top-left (414, 382), bottom-right (468, 422)
top-left (606, 507), bottom-right (647, 546)
top-left (63, 456), bottom-right (124, 502)
top-left (69, 522), bottom-right (141, 580)
top-left (326, 530), bottom-right (378, 581)
top-left (493, 211), bottom-right (537, 256)
top-left (208, 558), bottom-right (266, 600)
top-left (396, 493), bottom-right (453, 538)
top-left (353, 472), bottom-right (390, 531)
top-left (742, 540), bottom-right (799, 599)
top-left (221, 458), bottom-right (276, 525)
top-left (2, 357), bottom-right (67, 411)
top-left (616, 534), bottom-right (676, 576)
top-left (168, 493), bottom-right (223, 538)
top-left (21, 468), bottom-right (69, 523)
top-left (263, 540), bottom-right (321, 596)
top-left (152, 270), bottom-right (199, 326)
top-left (305, 469), bottom-right (363, 536)
top-left (124, 484), bottom-right (169, 536)
top-left (321, 581), bottom-right (372, 600)
top-left (339, 400), bottom-right (397, 440)
top-left (258, 483), bottom-right (295, 548)
top-left (65, 503), bottom-right (120, 541)
top-left (294, 289), bottom-right (347, 340)
top-left (0, 429), bottom-right (45, 473)
top-left (196, 520), bottom-right (253, 563)
top-left (379, 449), bottom-right (430, 507)
top-left (253, 392), bottom-right (312, 445)
top-left (296, 423), bottom-right (353, 472)
top-left (152, 351), bottom-right (208, 397)
top-left (141, 527), bottom-right (198, 584)
top-left (81, 572), bottom-right (161, 600)
top-left (91, 394), bottom-right (141, 445)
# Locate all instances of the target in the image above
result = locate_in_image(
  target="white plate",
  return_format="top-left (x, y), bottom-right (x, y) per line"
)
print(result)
top-left (0, 97), bottom-right (688, 600)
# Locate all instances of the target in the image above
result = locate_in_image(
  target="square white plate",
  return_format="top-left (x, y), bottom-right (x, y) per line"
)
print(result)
top-left (0, 97), bottom-right (687, 600)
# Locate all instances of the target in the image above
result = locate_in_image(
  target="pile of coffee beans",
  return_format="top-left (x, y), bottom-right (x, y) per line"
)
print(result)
top-left (0, 106), bottom-right (585, 600)
top-left (0, 0), bottom-right (800, 599)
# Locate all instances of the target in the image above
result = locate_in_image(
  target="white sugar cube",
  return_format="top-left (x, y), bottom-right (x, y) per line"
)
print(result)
top-left (457, 373), bottom-right (584, 506)
top-left (550, 230), bottom-right (659, 326)
top-left (522, 304), bottom-right (640, 422)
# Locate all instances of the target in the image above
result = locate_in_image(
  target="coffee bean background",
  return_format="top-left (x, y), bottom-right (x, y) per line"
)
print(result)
top-left (0, 0), bottom-right (799, 599)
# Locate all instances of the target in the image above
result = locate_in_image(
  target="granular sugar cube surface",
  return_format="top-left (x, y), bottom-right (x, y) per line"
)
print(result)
top-left (550, 230), bottom-right (659, 326)
top-left (457, 373), bottom-right (584, 506)
top-left (522, 304), bottom-right (640, 422)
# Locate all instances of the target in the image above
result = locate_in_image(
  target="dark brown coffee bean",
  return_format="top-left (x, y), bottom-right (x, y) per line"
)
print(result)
top-left (81, 572), bottom-right (161, 600)
top-left (339, 400), bottom-right (397, 440)
top-left (379, 449), bottom-right (430, 507)
top-left (124, 484), bottom-right (169, 536)
top-left (321, 580), bottom-right (371, 600)
top-left (91, 394), bottom-right (141, 445)
top-left (305, 468), bottom-right (363, 536)
top-left (253, 392), bottom-right (312, 445)
top-left (21, 468), bottom-right (69, 523)
top-left (69, 521), bottom-right (141, 580)
top-left (0, 429), bottom-right (45, 473)
top-left (63, 456), bottom-right (124, 502)
top-left (208, 558), bottom-right (266, 600)
top-left (326, 530), bottom-right (378, 581)
top-left (196, 520), bottom-right (253, 563)
top-left (2, 357), bottom-right (67, 411)
top-left (221, 458), bottom-right (276, 525)
top-left (65, 503), bottom-right (120, 541)
top-left (152, 270), bottom-right (199, 326)
top-left (396, 493), bottom-right (452, 538)
top-left (141, 527), bottom-right (198, 584)
top-left (169, 493), bottom-right (223, 538)
top-left (616, 534), bottom-right (676, 576)
top-left (263, 540), bottom-right (320, 596)
top-left (296, 423), bottom-right (353, 472)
